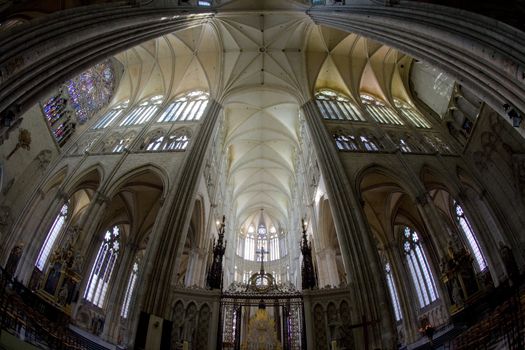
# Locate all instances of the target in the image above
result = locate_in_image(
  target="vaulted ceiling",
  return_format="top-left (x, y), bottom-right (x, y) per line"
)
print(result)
top-left (108, 8), bottom-right (422, 234)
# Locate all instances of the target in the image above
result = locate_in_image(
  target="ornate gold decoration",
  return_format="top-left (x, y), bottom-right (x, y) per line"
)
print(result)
top-left (241, 308), bottom-right (282, 350)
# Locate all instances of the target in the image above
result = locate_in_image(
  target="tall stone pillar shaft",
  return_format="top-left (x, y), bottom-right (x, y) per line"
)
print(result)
top-left (139, 100), bottom-right (222, 317)
top-left (302, 100), bottom-right (395, 347)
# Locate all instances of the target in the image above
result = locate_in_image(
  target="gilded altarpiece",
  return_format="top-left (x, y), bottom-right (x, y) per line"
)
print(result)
top-left (219, 274), bottom-right (305, 350)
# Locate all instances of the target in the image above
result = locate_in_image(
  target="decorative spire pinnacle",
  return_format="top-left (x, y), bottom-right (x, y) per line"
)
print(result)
top-left (300, 217), bottom-right (317, 290)
top-left (207, 215), bottom-right (226, 290)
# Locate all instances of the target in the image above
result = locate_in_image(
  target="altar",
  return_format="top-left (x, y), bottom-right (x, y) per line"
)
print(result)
top-left (219, 270), bottom-right (304, 350)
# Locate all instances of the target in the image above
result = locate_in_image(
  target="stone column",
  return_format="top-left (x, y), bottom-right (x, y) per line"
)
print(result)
top-left (127, 100), bottom-right (221, 345)
top-left (302, 100), bottom-right (395, 348)
top-left (384, 242), bottom-right (420, 343)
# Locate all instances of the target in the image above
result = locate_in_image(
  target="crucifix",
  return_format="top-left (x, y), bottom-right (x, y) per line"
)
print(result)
top-left (256, 246), bottom-right (269, 274)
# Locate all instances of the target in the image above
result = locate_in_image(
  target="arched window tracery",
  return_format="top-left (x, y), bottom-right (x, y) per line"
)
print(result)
top-left (402, 226), bottom-right (438, 308)
top-left (164, 130), bottom-right (190, 151)
top-left (333, 129), bottom-right (383, 152)
top-left (388, 132), bottom-right (427, 153)
top-left (119, 95), bottom-right (163, 127)
top-left (315, 89), bottom-right (365, 121)
top-left (142, 130), bottom-right (165, 151)
top-left (334, 131), bottom-right (359, 151)
top-left (93, 101), bottom-right (128, 129)
top-left (84, 225), bottom-right (121, 308)
top-left (158, 91), bottom-right (209, 123)
top-left (394, 98), bottom-right (431, 128)
top-left (361, 94), bottom-right (404, 126)
top-left (453, 201), bottom-right (488, 272)
top-left (241, 224), bottom-right (282, 262)
top-left (35, 203), bottom-right (69, 270)
top-left (107, 132), bottom-right (135, 153)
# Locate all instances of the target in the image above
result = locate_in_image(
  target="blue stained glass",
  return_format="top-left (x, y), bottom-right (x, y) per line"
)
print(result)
top-left (66, 60), bottom-right (116, 124)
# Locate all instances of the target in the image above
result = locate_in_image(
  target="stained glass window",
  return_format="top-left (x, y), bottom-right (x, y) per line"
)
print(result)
top-left (361, 94), bottom-right (404, 125)
top-left (66, 60), bottom-right (116, 124)
top-left (42, 95), bottom-right (76, 146)
top-left (43, 60), bottom-right (117, 145)
top-left (402, 227), bottom-right (438, 308)
top-left (35, 203), bottom-right (69, 270)
top-left (315, 89), bottom-right (365, 121)
top-left (454, 202), bottom-right (488, 271)
top-left (158, 91), bottom-right (209, 123)
top-left (84, 226), bottom-right (120, 308)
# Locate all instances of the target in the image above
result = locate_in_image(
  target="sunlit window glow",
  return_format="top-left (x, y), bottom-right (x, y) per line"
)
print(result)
top-left (315, 89), bottom-right (365, 121)
top-left (385, 263), bottom-right (403, 321)
top-left (403, 227), bottom-right (438, 308)
top-left (84, 226), bottom-right (120, 308)
top-left (35, 203), bottom-right (68, 270)
top-left (157, 91), bottom-right (209, 122)
top-left (454, 202), bottom-right (488, 271)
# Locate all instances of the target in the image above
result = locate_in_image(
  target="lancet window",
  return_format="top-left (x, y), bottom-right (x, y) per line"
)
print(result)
top-left (334, 132), bottom-right (359, 151)
top-left (35, 203), bottom-right (69, 270)
top-left (163, 131), bottom-right (190, 151)
top-left (84, 226), bottom-right (120, 308)
top-left (315, 89), bottom-right (365, 121)
top-left (333, 129), bottom-right (382, 152)
top-left (454, 201), bottom-right (488, 271)
top-left (241, 224), bottom-right (281, 262)
top-left (402, 226), bottom-right (438, 308)
top-left (269, 226), bottom-right (280, 261)
top-left (244, 226), bottom-right (256, 261)
top-left (388, 132), bottom-right (426, 153)
top-left (121, 257), bottom-right (140, 318)
top-left (385, 262), bottom-right (403, 321)
top-left (119, 95), bottom-right (163, 127)
top-left (361, 94), bottom-right (404, 125)
top-left (143, 130), bottom-right (165, 151)
top-left (110, 132), bottom-right (136, 153)
top-left (92, 101), bottom-right (128, 129)
top-left (140, 129), bottom-right (190, 151)
top-left (157, 91), bottom-right (209, 123)
top-left (394, 98), bottom-right (431, 128)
